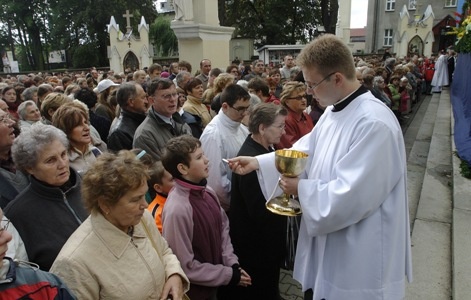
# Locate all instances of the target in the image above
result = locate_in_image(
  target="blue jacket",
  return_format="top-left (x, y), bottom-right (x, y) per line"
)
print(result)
top-left (0, 258), bottom-right (76, 299)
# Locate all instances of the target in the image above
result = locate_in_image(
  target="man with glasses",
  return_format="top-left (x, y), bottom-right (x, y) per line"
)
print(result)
top-left (133, 78), bottom-right (192, 160)
top-left (199, 84), bottom-right (250, 212)
top-left (229, 35), bottom-right (412, 299)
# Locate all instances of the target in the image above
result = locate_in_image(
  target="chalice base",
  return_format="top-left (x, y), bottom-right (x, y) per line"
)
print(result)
top-left (266, 196), bottom-right (302, 216)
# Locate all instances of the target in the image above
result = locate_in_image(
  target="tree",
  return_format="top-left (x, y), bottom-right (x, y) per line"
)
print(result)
top-left (150, 15), bottom-right (178, 57)
top-left (222, 0), bottom-right (337, 47)
top-left (0, 0), bottom-right (158, 71)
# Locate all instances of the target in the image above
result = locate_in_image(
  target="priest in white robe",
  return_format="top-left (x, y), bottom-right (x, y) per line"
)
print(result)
top-left (431, 51), bottom-right (449, 93)
top-left (228, 35), bottom-right (412, 300)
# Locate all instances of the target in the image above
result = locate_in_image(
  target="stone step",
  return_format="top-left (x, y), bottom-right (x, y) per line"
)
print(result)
top-left (405, 93), bottom-right (440, 230)
top-left (406, 90), bottom-right (453, 299)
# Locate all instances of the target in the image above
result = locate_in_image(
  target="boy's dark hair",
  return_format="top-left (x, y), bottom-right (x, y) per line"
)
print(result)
top-left (162, 135), bottom-right (201, 178)
top-left (147, 160), bottom-right (166, 199)
top-left (220, 84), bottom-right (250, 106)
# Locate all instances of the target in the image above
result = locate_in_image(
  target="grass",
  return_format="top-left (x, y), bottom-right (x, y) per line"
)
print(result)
top-left (454, 151), bottom-right (471, 179)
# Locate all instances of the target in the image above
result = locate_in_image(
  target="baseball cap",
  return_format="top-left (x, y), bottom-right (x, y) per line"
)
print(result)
top-left (93, 79), bottom-right (120, 93)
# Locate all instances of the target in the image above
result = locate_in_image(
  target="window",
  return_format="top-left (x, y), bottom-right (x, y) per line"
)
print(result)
top-left (386, 0), bottom-right (395, 11)
top-left (384, 29), bottom-right (393, 46)
top-left (409, 0), bottom-right (416, 10)
top-left (445, 0), bottom-right (457, 7)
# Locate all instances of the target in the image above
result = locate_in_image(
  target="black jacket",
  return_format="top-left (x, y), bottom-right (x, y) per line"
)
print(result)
top-left (4, 169), bottom-right (88, 271)
top-left (107, 109), bottom-right (146, 152)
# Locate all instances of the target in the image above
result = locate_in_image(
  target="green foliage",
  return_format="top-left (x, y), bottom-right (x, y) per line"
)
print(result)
top-left (0, 0), bottom-right (157, 70)
top-left (454, 151), bottom-right (471, 179)
top-left (223, 0), bottom-right (323, 47)
top-left (150, 16), bottom-right (178, 57)
top-left (72, 43), bottom-right (100, 68)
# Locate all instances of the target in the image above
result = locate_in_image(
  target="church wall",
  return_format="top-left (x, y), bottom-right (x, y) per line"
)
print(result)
top-left (366, 0), bottom-right (457, 55)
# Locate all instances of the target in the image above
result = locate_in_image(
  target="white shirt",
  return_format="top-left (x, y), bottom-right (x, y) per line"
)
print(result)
top-left (256, 92), bottom-right (412, 299)
top-left (200, 110), bottom-right (249, 211)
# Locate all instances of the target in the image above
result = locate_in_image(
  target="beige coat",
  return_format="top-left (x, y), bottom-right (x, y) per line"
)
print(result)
top-left (51, 211), bottom-right (189, 299)
top-left (183, 95), bottom-right (212, 127)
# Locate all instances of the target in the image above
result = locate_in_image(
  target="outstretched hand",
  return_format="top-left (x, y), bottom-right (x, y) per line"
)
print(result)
top-left (226, 156), bottom-right (259, 175)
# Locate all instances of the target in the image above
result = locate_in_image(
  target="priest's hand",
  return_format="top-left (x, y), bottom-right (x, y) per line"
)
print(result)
top-left (226, 156), bottom-right (259, 175)
top-left (279, 175), bottom-right (300, 196)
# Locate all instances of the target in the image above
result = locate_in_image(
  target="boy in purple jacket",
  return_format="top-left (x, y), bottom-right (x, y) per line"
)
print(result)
top-left (161, 135), bottom-right (251, 300)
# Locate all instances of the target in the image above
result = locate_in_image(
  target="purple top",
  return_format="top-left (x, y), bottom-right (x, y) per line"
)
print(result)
top-left (162, 178), bottom-right (238, 299)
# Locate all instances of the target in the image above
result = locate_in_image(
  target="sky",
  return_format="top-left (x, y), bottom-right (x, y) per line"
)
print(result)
top-left (350, 0), bottom-right (369, 28)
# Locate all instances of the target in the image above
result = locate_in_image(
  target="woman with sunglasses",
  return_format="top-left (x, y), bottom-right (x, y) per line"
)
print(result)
top-left (275, 81), bottom-right (314, 149)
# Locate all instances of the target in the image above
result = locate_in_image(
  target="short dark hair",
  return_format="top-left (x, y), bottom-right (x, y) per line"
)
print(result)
top-left (148, 63), bottom-right (162, 74)
top-left (247, 78), bottom-right (270, 97)
top-left (162, 135), bottom-right (201, 178)
top-left (220, 84), bottom-right (250, 106)
top-left (184, 78), bottom-right (203, 94)
top-left (116, 82), bottom-right (138, 108)
top-left (209, 68), bottom-right (222, 78)
top-left (75, 88), bottom-right (97, 109)
top-left (147, 78), bottom-right (174, 96)
top-left (178, 60), bottom-right (192, 73)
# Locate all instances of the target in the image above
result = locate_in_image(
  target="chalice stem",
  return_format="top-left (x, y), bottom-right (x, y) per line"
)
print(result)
top-left (282, 194), bottom-right (290, 206)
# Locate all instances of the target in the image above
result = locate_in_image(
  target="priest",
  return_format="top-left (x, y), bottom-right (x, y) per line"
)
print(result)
top-left (228, 34), bottom-right (413, 300)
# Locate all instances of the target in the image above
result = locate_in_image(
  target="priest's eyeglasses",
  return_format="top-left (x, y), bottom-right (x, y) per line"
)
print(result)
top-left (305, 72), bottom-right (336, 91)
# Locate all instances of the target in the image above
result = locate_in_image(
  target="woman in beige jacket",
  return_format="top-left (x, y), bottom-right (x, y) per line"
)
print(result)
top-left (51, 151), bottom-right (189, 299)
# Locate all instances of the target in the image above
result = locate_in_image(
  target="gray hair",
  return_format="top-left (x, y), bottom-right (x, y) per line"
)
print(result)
top-left (372, 76), bottom-right (385, 87)
top-left (116, 82), bottom-right (138, 108)
top-left (12, 123), bottom-right (69, 172)
top-left (21, 86), bottom-right (38, 101)
top-left (176, 71), bottom-right (191, 86)
top-left (17, 100), bottom-right (37, 121)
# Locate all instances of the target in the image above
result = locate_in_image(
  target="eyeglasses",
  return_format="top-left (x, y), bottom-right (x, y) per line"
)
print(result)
top-left (287, 94), bottom-right (307, 101)
top-left (159, 93), bottom-right (178, 101)
top-left (0, 219), bottom-right (10, 236)
top-left (229, 105), bottom-right (250, 113)
top-left (305, 72), bottom-right (336, 91)
top-left (271, 123), bottom-right (286, 130)
top-left (0, 115), bottom-right (14, 124)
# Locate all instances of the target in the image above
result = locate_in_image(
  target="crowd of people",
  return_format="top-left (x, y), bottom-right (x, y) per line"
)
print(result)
top-left (1, 35), bottom-right (456, 299)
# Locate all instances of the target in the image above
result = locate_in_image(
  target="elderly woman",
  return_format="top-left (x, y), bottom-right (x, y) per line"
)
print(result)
top-left (51, 151), bottom-right (189, 299)
top-left (222, 103), bottom-right (288, 300)
top-left (4, 123), bottom-right (88, 271)
top-left (52, 101), bottom-right (105, 175)
top-left (21, 86), bottom-right (39, 104)
top-left (275, 81), bottom-right (314, 149)
top-left (182, 78), bottom-right (212, 137)
top-left (17, 100), bottom-right (41, 131)
top-left (371, 76), bottom-right (392, 108)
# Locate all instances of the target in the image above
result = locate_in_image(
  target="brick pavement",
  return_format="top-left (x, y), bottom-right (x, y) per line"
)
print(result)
top-left (279, 269), bottom-right (303, 300)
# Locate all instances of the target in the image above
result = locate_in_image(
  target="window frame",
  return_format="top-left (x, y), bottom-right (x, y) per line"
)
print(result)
top-left (445, 0), bottom-right (457, 7)
top-left (386, 0), bottom-right (396, 11)
top-left (408, 0), bottom-right (417, 10)
top-left (384, 29), bottom-right (393, 47)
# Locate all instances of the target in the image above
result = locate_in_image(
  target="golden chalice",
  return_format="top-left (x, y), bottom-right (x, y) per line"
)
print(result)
top-left (266, 149), bottom-right (309, 216)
